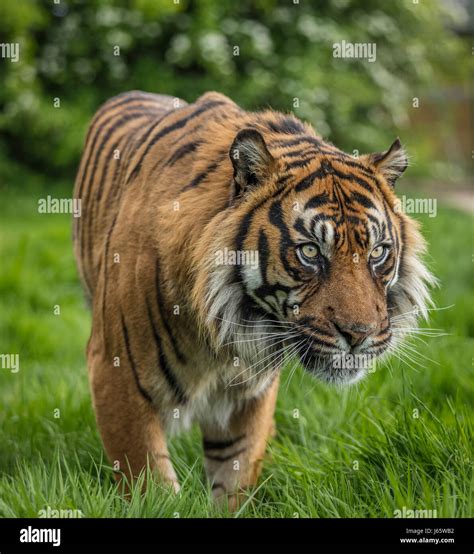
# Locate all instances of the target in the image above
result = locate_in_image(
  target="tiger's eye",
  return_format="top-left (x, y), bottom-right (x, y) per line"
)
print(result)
top-left (370, 245), bottom-right (386, 260)
top-left (301, 243), bottom-right (318, 259)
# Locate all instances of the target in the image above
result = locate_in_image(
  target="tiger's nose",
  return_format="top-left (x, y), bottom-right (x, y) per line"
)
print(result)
top-left (333, 322), bottom-right (376, 347)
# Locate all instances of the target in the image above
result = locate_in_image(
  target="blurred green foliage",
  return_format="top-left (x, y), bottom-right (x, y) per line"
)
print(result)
top-left (0, 0), bottom-right (470, 180)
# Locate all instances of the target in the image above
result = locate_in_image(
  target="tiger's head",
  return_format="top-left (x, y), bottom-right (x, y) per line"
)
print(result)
top-left (194, 124), bottom-right (436, 386)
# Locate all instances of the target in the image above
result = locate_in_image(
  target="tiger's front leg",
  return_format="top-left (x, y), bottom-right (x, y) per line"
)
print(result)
top-left (88, 326), bottom-right (180, 495)
top-left (200, 375), bottom-right (280, 510)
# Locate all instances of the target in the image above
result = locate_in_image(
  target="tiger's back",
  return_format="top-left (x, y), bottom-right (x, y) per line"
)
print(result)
top-left (74, 89), bottom-right (323, 302)
top-left (73, 90), bottom-right (187, 299)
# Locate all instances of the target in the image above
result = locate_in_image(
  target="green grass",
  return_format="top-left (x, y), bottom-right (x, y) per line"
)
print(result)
top-left (0, 182), bottom-right (472, 518)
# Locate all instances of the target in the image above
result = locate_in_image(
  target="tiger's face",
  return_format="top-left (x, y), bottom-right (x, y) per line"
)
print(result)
top-left (200, 128), bottom-right (435, 386)
top-left (238, 168), bottom-right (401, 384)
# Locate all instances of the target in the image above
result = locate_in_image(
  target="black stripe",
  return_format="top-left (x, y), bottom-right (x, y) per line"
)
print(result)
top-left (91, 109), bottom-right (152, 203)
top-left (350, 191), bottom-right (376, 210)
top-left (293, 217), bottom-right (313, 240)
top-left (320, 221), bottom-right (327, 243)
top-left (123, 109), bottom-right (178, 184)
top-left (309, 212), bottom-right (337, 224)
top-left (283, 148), bottom-right (318, 159)
top-left (121, 312), bottom-right (154, 404)
top-left (353, 228), bottom-right (365, 249)
top-left (91, 91), bottom-right (165, 126)
top-left (304, 192), bottom-right (331, 210)
top-left (86, 123), bottom-right (144, 269)
top-left (334, 180), bottom-right (353, 205)
top-left (269, 199), bottom-right (300, 280)
top-left (300, 331), bottom-right (337, 348)
top-left (147, 128), bottom-right (205, 178)
top-left (94, 136), bottom-right (126, 204)
top-left (270, 136), bottom-right (339, 157)
top-left (94, 106), bottom-right (155, 165)
top-left (205, 448), bottom-right (246, 463)
top-left (100, 133), bottom-right (129, 213)
top-left (294, 167), bottom-right (327, 192)
top-left (258, 229), bottom-right (269, 284)
top-left (79, 109), bottom-right (153, 269)
top-left (145, 297), bottom-right (187, 405)
top-left (332, 158), bottom-right (376, 179)
top-left (379, 257), bottom-right (396, 278)
top-left (166, 140), bottom-right (203, 166)
top-left (344, 214), bottom-right (365, 225)
top-left (127, 100), bottom-right (227, 184)
top-left (211, 482), bottom-right (226, 491)
top-left (270, 136), bottom-right (323, 149)
top-left (252, 282), bottom-right (292, 313)
top-left (101, 213), bottom-right (119, 345)
top-left (78, 102), bottom-right (158, 198)
top-left (181, 155), bottom-right (225, 191)
top-left (367, 212), bottom-right (383, 235)
top-left (232, 175), bottom-right (293, 312)
top-left (383, 201), bottom-right (398, 266)
top-left (79, 92), bottom-right (162, 170)
top-left (78, 110), bottom-right (124, 199)
top-left (266, 116), bottom-right (306, 134)
top-left (285, 158), bottom-right (313, 170)
top-left (91, 131), bottom-right (130, 232)
top-left (332, 168), bottom-right (376, 194)
top-left (203, 435), bottom-right (245, 450)
top-left (153, 259), bottom-right (186, 364)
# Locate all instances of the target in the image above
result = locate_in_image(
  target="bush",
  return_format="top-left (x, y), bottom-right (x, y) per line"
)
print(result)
top-left (0, 0), bottom-right (468, 179)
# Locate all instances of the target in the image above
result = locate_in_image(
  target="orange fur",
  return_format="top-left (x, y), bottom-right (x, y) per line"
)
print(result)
top-left (73, 90), bottom-right (434, 507)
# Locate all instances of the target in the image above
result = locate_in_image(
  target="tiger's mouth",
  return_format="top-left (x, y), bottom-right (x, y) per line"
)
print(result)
top-left (292, 334), bottom-right (392, 385)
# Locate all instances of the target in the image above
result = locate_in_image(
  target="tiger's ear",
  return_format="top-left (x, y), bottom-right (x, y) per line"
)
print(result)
top-left (229, 128), bottom-right (276, 199)
top-left (367, 138), bottom-right (408, 187)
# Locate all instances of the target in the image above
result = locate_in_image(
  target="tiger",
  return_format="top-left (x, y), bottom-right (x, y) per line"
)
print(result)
top-left (73, 90), bottom-right (435, 509)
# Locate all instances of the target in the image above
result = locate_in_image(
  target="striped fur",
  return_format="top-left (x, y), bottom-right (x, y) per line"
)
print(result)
top-left (73, 90), bottom-right (435, 507)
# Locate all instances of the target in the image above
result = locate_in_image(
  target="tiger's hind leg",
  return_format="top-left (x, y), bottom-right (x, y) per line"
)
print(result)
top-left (88, 334), bottom-right (179, 494)
top-left (200, 374), bottom-right (280, 511)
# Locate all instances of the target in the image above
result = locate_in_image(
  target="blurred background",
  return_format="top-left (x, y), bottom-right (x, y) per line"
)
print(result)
top-left (0, 0), bottom-right (471, 188)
